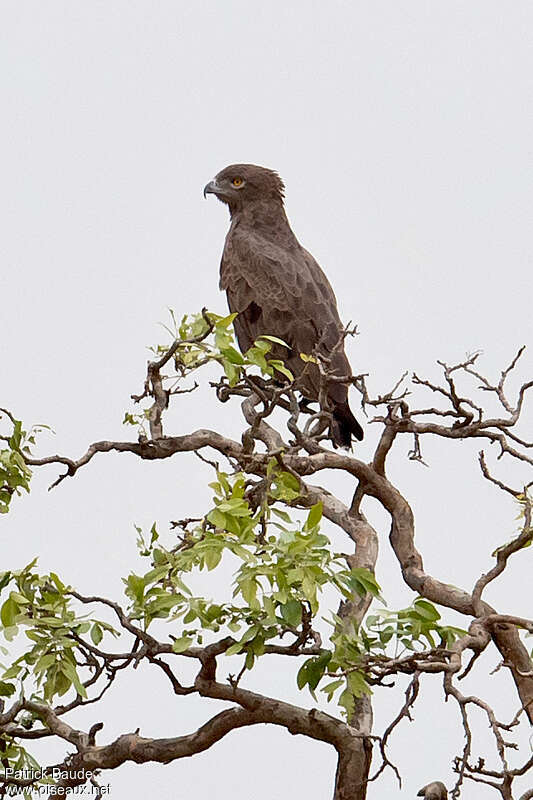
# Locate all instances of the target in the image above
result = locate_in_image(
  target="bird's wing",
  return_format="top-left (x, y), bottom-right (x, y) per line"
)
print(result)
top-left (220, 230), bottom-right (300, 351)
top-left (220, 230), bottom-right (351, 401)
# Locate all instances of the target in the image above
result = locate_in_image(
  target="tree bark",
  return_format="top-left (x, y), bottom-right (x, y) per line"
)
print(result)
top-left (334, 729), bottom-right (372, 800)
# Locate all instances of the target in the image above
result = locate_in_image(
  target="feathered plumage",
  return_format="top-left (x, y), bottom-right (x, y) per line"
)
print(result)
top-left (204, 163), bottom-right (363, 447)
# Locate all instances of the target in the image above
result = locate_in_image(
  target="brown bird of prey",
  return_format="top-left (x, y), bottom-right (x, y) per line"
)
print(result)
top-left (204, 163), bottom-right (363, 448)
top-left (417, 782), bottom-right (448, 800)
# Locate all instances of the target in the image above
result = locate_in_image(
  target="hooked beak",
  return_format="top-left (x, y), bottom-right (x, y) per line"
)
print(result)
top-left (203, 180), bottom-right (219, 199)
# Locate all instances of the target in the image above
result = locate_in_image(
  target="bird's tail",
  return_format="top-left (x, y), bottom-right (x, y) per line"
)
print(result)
top-left (331, 402), bottom-right (364, 448)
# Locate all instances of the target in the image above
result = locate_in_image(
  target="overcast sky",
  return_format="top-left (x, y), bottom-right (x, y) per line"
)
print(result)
top-left (1, 2), bottom-right (532, 798)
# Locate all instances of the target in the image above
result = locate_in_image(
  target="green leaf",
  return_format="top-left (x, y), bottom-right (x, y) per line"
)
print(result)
top-left (49, 572), bottom-right (66, 593)
top-left (1, 597), bottom-right (19, 628)
top-left (24, 630), bottom-right (43, 643)
top-left (36, 653), bottom-right (58, 672)
top-left (220, 346), bottom-right (245, 365)
top-left (214, 312), bottom-right (238, 329)
top-left (306, 651), bottom-right (332, 691)
top-left (297, 661), bottom-right (309, 690)
top-left (280, 600), bottom-right (302, 628)
top-left (258, 335), bottom-right (290, 348)
top-left (9, 420), bottom-right (23, 451)
top-left (126, 574), bottom-right (146, 603)
top-left (222, 360), bottom-right (241, 386)
top-left (252, 339), bottom-right (272, 354)
top-left (207, 509), bottom-right (227, 529)
top-left (172, 636), bottom-right (193, 653)
top-left (269, 361), bottom-right (294, 381)
top-left (304, 502), bottom-right (323, 531)
top-left (347, 568), bottom-right (382, 600)
top-left (2, 664), bottom-right (22, 680)
top-left (272, 470), bottom-right (300, 502)
top-left (245, 650), bottom-right (255, 670)
top-left (413, 599), bottom-right (441, 621)
top-left (0, 681), bottom-right (15, 697)
top-left (347, 670), bottom-right (372, 698)
top-left (0, 572), bottom-right (11, 593)
top-left (75, 622), bottom-right (91, 635)
top-left (297, 651), bottom-right (331, 692)
top-left (60, 660), bottom-right (87, 698)
top-left (379, 628), bottom-right (394, 645)
top-left (7, 592), bottom-right (29, 605)
top-left (224, 641), bottom-right (244, 657)
top-left (301, 575), bottom-right (317, 608)
top-left (204, 547), bottom-right (222, 571)
top-left (90, 624), bottom-right (103, 646)
top-left (52, 668), bottom-right (71, 698)
top-left (239, 578), bottom-right (259, 609)
top-left (321, 678), bottom-right (343, 698)
top-left (338, 686), bottom-right (356, 718)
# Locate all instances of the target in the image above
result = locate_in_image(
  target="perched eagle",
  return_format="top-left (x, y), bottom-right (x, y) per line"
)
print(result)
top-left (204, 163), bottom-right (363, 448)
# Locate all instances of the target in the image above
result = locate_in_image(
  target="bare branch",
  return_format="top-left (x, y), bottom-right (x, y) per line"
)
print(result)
top-left (472, 498), bottom-right (532, 613)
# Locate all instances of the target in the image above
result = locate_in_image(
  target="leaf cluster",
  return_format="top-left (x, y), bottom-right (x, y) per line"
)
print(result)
top-left (296, 598), bottom-right (465, 718)
top-left (127, 468), bottom-right (379, 681)
top-left (0, 414), bottom-right (44, 514)
top-left (364, 599), bottom-right (466, 655)
top-left (125, 311), bottom-right (294, 434)
top-left (0, 561), bottom-right (116, 703)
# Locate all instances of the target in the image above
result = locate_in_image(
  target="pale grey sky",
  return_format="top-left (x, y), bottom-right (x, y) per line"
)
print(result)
top-left (1, 2), bottom-right (532, 798)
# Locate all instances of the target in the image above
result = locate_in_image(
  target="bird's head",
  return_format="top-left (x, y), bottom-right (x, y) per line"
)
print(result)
top-left (203, 164), bottom-right (285, 212)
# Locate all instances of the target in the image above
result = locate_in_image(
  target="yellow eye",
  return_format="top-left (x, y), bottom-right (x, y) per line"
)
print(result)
top-left (232, 177), bottom-right (243, 187)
